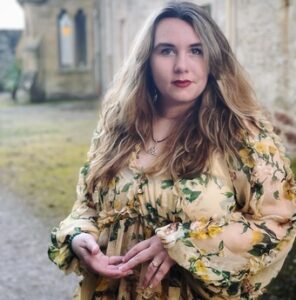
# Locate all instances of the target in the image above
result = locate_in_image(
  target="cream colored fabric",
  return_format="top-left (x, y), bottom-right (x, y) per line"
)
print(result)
top-left (49, 123), bottom-right (296, 299)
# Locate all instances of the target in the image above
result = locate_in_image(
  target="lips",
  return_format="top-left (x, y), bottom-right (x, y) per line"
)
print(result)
top-left (172, 80), bottom-right (192, 88)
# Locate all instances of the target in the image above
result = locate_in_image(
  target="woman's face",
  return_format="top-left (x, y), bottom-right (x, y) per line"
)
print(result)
top-left (150, 18), bottom-right (208, 110)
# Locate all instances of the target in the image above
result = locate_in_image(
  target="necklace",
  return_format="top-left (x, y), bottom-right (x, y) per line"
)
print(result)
top-left (145, 134), bottom-right (170, 156)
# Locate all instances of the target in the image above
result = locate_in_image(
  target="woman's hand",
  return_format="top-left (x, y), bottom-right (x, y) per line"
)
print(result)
top-left (71, 233), bottom-right (133, 278)
top-left (119, 235), bottom-right (175, 288)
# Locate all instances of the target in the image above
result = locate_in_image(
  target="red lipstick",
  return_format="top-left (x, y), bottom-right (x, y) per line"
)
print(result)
top-left (172, 80), bottom-right (192, 88)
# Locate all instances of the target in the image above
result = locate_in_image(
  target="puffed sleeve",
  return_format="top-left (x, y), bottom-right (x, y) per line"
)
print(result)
top-left (156, 121), bottom-right (296, 298)
top-left (48, 127), bottom-right (101, 275)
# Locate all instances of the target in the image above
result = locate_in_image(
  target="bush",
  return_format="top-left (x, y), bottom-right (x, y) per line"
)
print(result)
top-left (3, 61), bottom-right (21, 96)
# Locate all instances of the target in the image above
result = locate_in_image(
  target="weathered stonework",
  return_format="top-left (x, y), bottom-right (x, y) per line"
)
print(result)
top-left (17, 0), bottom-right (296, 116)
top-left (235, 0), bottom-right (296, 111)
top-left (17, 0), bottom-right (97, 100)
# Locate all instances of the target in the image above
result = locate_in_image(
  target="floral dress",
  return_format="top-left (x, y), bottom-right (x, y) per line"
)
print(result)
top-left (48, 122), bottom-right (296, 300)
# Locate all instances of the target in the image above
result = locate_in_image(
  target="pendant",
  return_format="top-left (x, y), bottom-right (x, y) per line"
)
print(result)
top-left (146, 143), bottom-right (157, 156)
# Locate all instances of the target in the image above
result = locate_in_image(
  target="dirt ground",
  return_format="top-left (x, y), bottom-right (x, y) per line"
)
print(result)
top-left (0, 94), bottom-right (97, 299)
top-left (0, 185), bottom-right (80, 300)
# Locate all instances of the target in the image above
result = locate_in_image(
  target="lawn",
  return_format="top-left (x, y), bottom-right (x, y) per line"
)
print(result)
top-left (0, 98), bottom-right (99, 221)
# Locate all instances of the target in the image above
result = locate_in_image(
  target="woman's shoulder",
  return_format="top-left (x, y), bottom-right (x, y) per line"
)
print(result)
top-left (238, 117), bottom-right (279, 146)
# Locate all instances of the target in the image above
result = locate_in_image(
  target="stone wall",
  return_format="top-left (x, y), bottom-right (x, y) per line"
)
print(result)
top-left (93, 0), bottom-right (295, 115)
top-left (17, 0), bottom-right (97, 100)
top-left (235, 0), bottom-right (295, 112)
top-left (17, 0), bottom-right (296, 113)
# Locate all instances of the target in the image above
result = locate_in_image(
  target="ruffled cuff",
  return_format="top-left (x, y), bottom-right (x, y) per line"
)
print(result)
top-left (155, 222), bottom-right (186, 248)
top-left (48, 227), bottom-right (84, 275)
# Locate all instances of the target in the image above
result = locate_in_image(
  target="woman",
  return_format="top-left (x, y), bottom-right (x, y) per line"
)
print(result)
top-left (48, 2), bottom-right (296, 299)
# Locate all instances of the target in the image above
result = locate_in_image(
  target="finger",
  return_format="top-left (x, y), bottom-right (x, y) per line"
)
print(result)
top-left (142, 252), bottom-right (167, 288)
top-left (99, 266), bottom-right (133, 278)
top-left (142, 262), bottom-right (159, 288)
top-left (120, 248), bottom-right (152, 271)
top-left (109, 256), bottom-right (124, 265)
top-left (76, 246), bottom-right (90, 260)
top-left (82, 236), bottom-right (100, 255)
top-left (88, 258), bottom-right (129, 277)
top-left (148, 258), bottom-right (174, 289)
top-left (123, 239), bottom-right (150, 262)
top-left (112, 270), bottom-right (134, 279)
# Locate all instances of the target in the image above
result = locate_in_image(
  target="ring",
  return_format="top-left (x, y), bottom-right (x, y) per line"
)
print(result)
top-left (151, 260), bottom-right (161, 268)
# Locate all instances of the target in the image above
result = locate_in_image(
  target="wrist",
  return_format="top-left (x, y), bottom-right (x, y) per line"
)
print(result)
top-left (68, 232), bottom-right (83, 257)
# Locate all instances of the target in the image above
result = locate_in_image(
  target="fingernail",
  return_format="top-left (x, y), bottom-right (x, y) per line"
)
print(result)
top-left (127, 270), bottom-right (133, 275)
top-left (149, 284), bottom-right (153, 289)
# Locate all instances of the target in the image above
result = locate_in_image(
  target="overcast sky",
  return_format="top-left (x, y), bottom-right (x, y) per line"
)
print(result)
top-left (0, 0), bottom-right (24, 29)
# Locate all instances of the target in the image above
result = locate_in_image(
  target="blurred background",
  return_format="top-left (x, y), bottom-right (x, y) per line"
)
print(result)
top-left (0, 0), bottom-right (295, 299)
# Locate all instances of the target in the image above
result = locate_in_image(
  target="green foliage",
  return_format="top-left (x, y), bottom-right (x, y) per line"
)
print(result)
top-left (3, 60), bottom-right (21, 92)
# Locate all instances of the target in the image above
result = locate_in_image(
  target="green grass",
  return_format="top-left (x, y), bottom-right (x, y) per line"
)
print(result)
top-left (0, 99), bottom-right (98, 220)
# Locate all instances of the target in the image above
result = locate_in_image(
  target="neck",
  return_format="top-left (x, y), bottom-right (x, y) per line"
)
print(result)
top-left (151, 114), bottom-right (177, 143)
top-left (157, 98), bottom-right (195, 119)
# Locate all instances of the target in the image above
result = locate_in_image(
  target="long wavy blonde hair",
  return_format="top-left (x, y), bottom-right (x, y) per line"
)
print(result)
top-left (86, 1), bottom-right (262, 192)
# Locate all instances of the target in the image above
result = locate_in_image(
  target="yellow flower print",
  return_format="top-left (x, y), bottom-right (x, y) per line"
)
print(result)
top-left (114, 199), bottom-right (121, 210)
top-left (194, 260), bottom-right (210, 281)
top-left (269, 145), bottom-right (277, 155)
top-left (199, 248), bottom-right (207, 256)
top-left (208, 225), bottom-right (223, 237)
top-left (108, 178), bottom-right (116, 189)
top-left (200, 274), bottom-right (210, 281)
top-left (189, 225), bottom-right (222, 240)
top-left (189, 230), bottom-right (208, 240)
top-left (190, 216), bottom-right (208, 230)
top-left (53, 251), bottom-right (67, 266)
top-left (283, 180), bottom-right (295, 201)
top-left (252, 231), bottom-right (264, 245)
top-left (276, 239), bottom-right (289, 252)
top-left (254, 142), bottom-right (268, 154)
top-left (195, 260), bottom-right (207, 274)
top-left (239, 148), bottom-right (255, 168)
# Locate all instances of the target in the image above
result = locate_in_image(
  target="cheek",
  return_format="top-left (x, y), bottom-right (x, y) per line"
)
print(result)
top-left (150, 60), bottom-right (168, 86)
top-left (195, 63), bottom-right (209, 85)
top-left (195, 61), bottom-right (208, 77)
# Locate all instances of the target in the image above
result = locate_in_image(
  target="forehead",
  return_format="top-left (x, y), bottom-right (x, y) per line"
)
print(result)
top-left (154, 18), bottom-right (201, 45)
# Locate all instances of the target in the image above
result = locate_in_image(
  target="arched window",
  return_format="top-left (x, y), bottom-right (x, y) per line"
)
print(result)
top-left (58, 10), bottom-right (75, 68)
top-left (75, 9), bottom-right (87, 67)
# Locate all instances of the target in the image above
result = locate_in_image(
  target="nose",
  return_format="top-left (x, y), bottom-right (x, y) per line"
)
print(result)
top-left (173, 53), bottom-right (189, 73)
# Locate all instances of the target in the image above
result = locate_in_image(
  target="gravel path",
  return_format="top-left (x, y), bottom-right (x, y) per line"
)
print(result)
top-left (0, 186), bottom-right (80, 300)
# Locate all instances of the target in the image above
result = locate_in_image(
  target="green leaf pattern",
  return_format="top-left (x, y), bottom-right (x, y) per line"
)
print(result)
top-left (48, 124), bottom-right (296, 299)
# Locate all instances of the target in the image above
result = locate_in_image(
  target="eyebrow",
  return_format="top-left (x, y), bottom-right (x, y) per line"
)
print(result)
top-left (153, 42), bottom-right (203, 49)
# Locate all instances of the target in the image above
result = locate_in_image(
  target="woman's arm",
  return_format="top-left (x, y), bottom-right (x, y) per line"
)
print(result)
top-left (155, 122), bottom-right (296, 298)
top-left (48, 127), bottom-right (102, 274)
top-left (48, 161), bottom-right (101, 275)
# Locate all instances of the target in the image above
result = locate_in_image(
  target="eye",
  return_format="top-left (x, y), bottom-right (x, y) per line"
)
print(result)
top-left (160, 48), bottom-right (174, 55)
top-left (191, 47), bottom-right (203, 55)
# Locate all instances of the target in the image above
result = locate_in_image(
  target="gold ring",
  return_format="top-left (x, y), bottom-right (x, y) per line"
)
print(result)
top-left (151, 260), bottom-right (161, 268)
